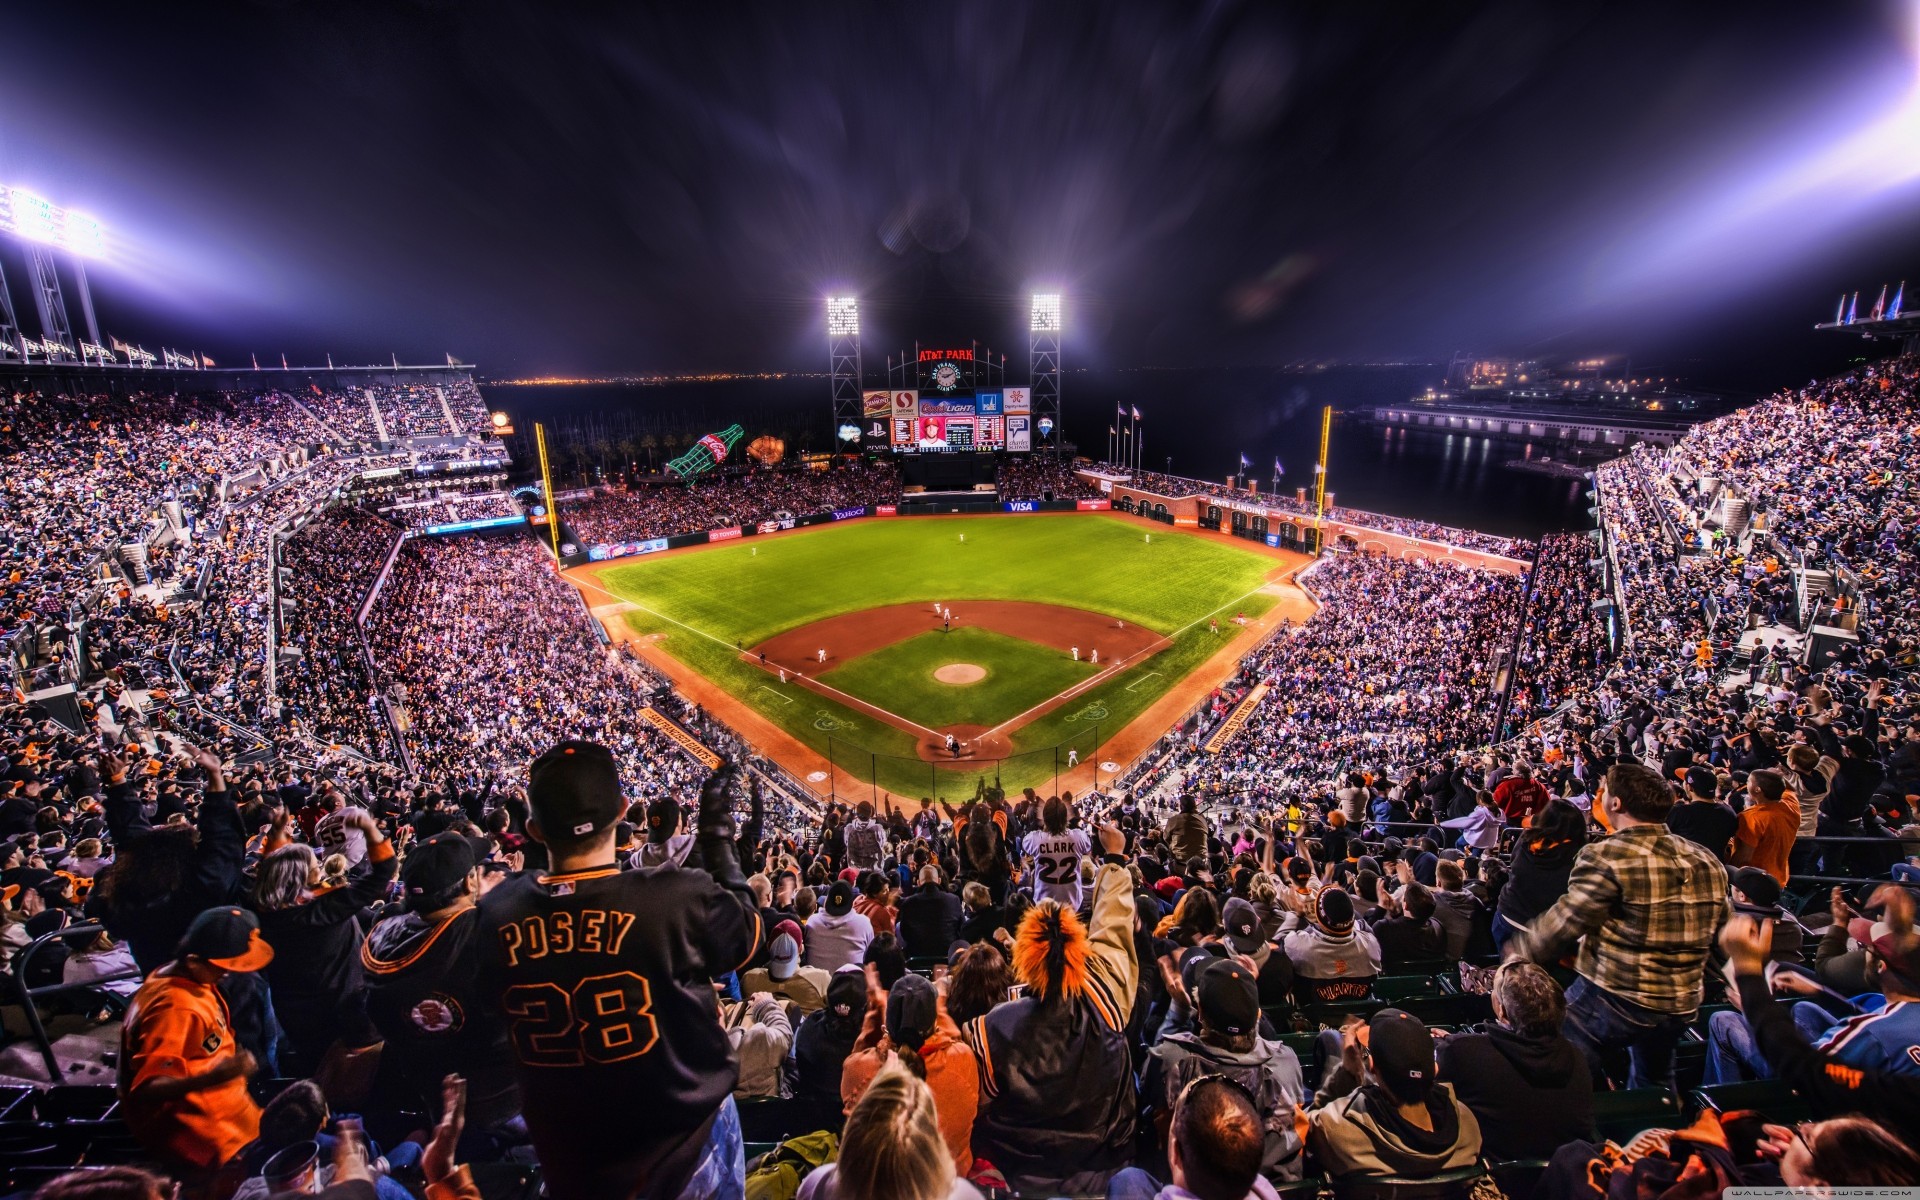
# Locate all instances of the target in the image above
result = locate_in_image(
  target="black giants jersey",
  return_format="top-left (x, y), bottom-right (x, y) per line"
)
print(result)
top-left (477, 862), bottom-right (763, 1200)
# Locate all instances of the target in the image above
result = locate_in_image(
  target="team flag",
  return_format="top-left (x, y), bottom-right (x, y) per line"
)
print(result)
top-left (1274, 457), bottom-right (1284, 475)
top-left (1131, 405), bottom-right (1143, 420)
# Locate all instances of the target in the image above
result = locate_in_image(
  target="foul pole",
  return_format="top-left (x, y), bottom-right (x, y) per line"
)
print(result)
top-left (1313, 405), bottom-right (1331, 535)
top-left (535, 421), bottom-right (563, 564)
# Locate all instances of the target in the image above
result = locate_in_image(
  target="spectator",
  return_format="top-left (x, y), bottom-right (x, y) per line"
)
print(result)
top-left (1435, 962), bottom-right (1595, 1160)
top-left (897, 865), bottom-right (964, 960)
top-left (724, 991), bottom-right (794, 1099)
top-left (1222, 896), bottom-right (1292, 1007)
top-left (786, 970), bottom-right (869, 1112)
top-left (1142, 958), bottom-right (1306, 1183)
top-left (1732, 768), bottom-right (1799, 886)
top-left (1510, 763), bottom-right (1731, 1090)
top-left (962, 822), bottom-right (1137, 1196)
top-left (840, 968), bottom-right (979, 1173)
top-left (743, 920), bottom-right (832, 1012)
top-left (361, 832), bottom-right (519, 1131)
top-left (855, 870), bottom-right (898, 937)
top-left (1666, 766), bottom-right (1738, 861)
top-left (1372, 882), bottom-right (1448, 971)
top-left (797, 1062), bottom-right (984, 1200)
top-left (1493, 764), bottom-right (1549, 826)
top-left (1493, 800), bottom-right (1587, 948)
top-left (1164, 797), bottom-right (1207, 865)
top-left (1106, 1076), bottom-right (1274, 1200)
top-left (809, 879), bottom-right (876, 973)
top-left (118, 906), bottom-right (273, 1181)
top-left (1282, 888), bottom-right (1380, 1003)
top-left (944, 940), bottom-right (1013, 1027)
top-left (250, 809), bottom-right (397, 1075)
top-left (1306, 1009), bottom-right (1483, 1180)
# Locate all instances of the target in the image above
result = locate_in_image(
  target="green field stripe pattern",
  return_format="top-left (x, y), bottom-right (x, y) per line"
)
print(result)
top-left (607, 514), bottom-right (1280, 795)
top-left (598, 514), bottom-right (1273, 641)
top-left (819, 627), bottom-right (1099, 729)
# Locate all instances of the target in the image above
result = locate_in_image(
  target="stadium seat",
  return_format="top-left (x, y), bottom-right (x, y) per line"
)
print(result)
top-left (1300, 997), bottom-right (1385, 1027)
top-left (1591, 1088), bottom-right (1683, 1143)
top-left (1373, 974), bottom-right (1443, 1003)
top-left (735, 1095), bottom-right (837, 1144)
top-left (1330, 1164), bottom-right (1489, 1200)
top-left (1395, 993), bottom-right (1492, 1028)
top-left (1488, 1158), bottom-right (1550, 1198)
top-left (1691, 1080), bottom-right (1812, 1126)
top-left (32, 1086), bottom-right (117, 1123)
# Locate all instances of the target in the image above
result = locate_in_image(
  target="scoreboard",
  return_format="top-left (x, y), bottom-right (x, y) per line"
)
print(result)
top-left (859, 349), bottom-right (1033, 454)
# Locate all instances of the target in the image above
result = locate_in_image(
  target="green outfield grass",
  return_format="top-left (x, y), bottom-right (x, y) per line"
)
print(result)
top-left (602, 514), bottom-right (1280, 795)
top-left (818, 627), bottom-right (1099, 731)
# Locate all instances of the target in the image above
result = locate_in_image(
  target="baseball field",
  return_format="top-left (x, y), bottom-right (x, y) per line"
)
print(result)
top-left (573, 513), bottom-right (1304, 799)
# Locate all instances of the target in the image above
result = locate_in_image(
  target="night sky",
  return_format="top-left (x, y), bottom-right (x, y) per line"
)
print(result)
top-left (5, 0), bottom-right (1918, 385)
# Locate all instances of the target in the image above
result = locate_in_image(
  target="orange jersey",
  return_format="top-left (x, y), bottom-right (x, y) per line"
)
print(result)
top-left (119, 971), bottom-right (261, 1168)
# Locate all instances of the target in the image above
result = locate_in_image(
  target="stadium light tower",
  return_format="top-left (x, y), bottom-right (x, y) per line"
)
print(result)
top-left (827, 296), bottom-right (863, 449)
top-left (0, 186), bottom-right (110, 362)
top-left (1030, 293), bottom-right (1062, 448)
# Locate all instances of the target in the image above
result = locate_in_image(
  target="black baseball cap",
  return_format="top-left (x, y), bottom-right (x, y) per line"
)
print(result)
top-left (826, 879), bottom-right (855, 917)
top-left (1314, 888), bottom-right (1355, 935)
top-left (1367, 1008), bottom-right (1436, 1102)
top-left (1196, 958), bottom-right (1259, 1038)
top-left (886, 972), bottom-right (938, 1049)
top-left (528, 741), bottom-right (625, 841)
top-left (825, 970), bottom-right (865, 1018)
top-left (1222, 897), bottom-right (1265, 955)
top-left (1729, 866), bottom-right (1783, 912)
top-left (1684, 767), bottom-right (1718, 798)
top-left (403, 833), bottom-right (477, 903)
top-left (179, 906), bottom-right (275, 973)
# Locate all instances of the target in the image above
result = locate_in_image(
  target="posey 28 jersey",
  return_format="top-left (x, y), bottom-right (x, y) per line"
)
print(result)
top-left (478, 862), bottom-right (762, 1200)
top-left (1022, 828), bottom-right (1092, 910)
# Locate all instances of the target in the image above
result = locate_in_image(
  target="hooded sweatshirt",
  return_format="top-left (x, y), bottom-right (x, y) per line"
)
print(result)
top-left (1144, 1031), bottom-right (1306, 1182)
top-left (804, 908), bottom-right (874, 973)
top-left (1435, 1024), bottom-right (1594, 1160)
top-left (1281, 925), bottom-right (1381, 1001)
top-left (1307, 1082), bottom-right (1482, 1180)
top-left (631, 832), bottom-right (694, 871)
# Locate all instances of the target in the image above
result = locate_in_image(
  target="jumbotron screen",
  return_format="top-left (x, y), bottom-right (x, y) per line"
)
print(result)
top-left (857, 379), bottom-right (1032, 455)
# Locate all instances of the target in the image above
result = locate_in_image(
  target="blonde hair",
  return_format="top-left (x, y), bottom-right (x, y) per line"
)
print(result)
top-left (834, 1062), bottom-right (955, 1200)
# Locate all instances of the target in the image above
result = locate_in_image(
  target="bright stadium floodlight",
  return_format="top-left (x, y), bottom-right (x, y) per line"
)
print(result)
top-left (1031, 293), bottom-right (1062, 332)
top-left (827, 296), bottom-right (859, 337)
top-left (0, 187), bottom-right (108, 258)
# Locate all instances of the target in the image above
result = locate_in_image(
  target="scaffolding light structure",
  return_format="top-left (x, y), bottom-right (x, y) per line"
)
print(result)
top-left (0, 186), bottom-right (109, 362)
top-left (1029, 293), bottom-right (1062, 445)
top-left (828, 295), bottom-right (864, 448)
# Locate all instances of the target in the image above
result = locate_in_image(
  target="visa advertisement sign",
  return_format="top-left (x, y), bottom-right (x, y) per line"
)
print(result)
top-left (1003, 499), bottom-right (1037, 513)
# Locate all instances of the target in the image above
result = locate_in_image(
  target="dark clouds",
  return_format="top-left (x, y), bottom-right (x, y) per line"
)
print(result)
top-left (0, 0), bottom-right (1913, 382)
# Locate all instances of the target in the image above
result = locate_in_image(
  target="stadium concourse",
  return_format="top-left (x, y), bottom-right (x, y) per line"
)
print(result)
top-left (1, 357), bottom-right (1918, 1199)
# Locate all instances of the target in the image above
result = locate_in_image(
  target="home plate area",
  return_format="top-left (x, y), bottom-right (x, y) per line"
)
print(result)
top-left (746, 600), bottom-right (1169, 763)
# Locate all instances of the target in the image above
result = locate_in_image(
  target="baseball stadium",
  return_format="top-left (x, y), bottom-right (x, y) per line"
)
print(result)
top-left (3, 5), bottom-right (1920, 1199)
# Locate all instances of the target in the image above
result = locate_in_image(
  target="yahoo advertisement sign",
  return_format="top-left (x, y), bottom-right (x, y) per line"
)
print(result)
top-left (831, 506), bottom-right (869, 521)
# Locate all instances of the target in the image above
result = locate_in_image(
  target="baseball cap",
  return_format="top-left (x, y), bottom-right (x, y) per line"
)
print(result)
top-left (1178, 943), bottom-right (1226, 994)
top-left (826, 879), bottom-right (855, 917)
top-left (1153, 876), bottom-right (1184, 901)
top-left (1684, 767), bottom-right (1718, 798)
top-left (1728, 866), bottom-right (1782, 913)
top-left (1313, 888), bottom-right (1355, 935)
top-left (645, 797), bottom-right (681, 841)
top-left (1848, 915), bottom-right (1920, 991)
top-left (179, 906), bottom-right (275, 973)
top-left (1222, 897), bottom-right (1265, 955)
top-left (1195, 958), bottom-right (1259, 1038)
top-left (1367, 1008), bottom-right (1436, 1102)
top-left (1283, 856), bottom-right (1312, 885)
top-left (767, 932), bottom-right (802, 981)
top-left (402, 833), bottom-right (477, 903)
top-left (886, 972), bottom-right (938, 1049)
top-left (528, 741), bottom-right (625, 841)
top-left (825, 970), bottom-right (865, 1019)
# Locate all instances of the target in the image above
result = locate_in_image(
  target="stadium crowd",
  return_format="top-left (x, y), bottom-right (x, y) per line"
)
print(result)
top-left (565, 461), bottom-right (901, 546)
top-left (5, 356), bottom-right (1920, 1200)
top-left (995, 457), bottom-right (1103, 501)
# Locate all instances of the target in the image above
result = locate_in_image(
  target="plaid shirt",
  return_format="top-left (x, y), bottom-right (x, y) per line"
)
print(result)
top-left (1515, 823), bottom-right (1730, 1013)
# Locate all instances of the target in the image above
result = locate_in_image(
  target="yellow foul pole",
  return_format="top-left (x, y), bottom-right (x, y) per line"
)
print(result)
top-left (1313, 404), bottom-right (1331, 534)
top-left (535, 421), bottom-right (562, 565)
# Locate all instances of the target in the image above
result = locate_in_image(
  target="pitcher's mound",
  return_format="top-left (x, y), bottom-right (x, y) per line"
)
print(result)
top-left (934, 663), bottom-right (987, 685)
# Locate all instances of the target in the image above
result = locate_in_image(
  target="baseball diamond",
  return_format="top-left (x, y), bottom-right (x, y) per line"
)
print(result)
top-left (566, 512), bottom-right (1314, 798)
